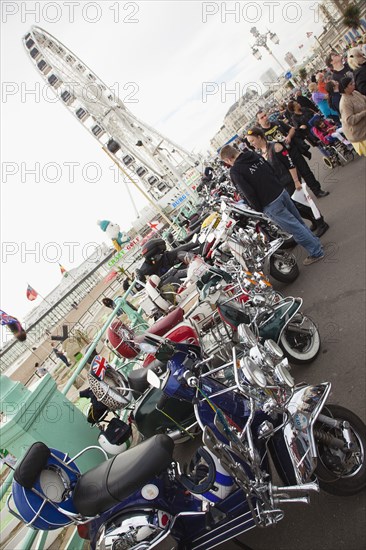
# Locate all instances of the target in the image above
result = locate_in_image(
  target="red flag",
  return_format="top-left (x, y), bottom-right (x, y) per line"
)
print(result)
top-left (59, 263), bottom-right (68, 277)
top-left (26, 284), bottom-right (38, 301)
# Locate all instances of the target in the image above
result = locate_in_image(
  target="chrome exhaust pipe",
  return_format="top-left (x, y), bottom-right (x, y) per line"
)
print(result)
top-left (272, 482), bottom-right (320, 495)
top-left (273, 496), bottom-right (310, 505)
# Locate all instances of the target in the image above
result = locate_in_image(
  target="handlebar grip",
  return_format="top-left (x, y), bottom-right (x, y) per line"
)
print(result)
top-left (183, 370), bottom-right (198, 387)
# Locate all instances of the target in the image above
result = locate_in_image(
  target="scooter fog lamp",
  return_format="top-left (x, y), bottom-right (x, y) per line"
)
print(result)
top-left (264, 339), bottom-right (283, 359)
top-left (240, 356), bottom-right (267, 388)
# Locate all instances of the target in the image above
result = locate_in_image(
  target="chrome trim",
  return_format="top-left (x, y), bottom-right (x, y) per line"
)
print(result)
top-left (283, 383), bottom-right (331, 484)
top-left (67, 445), bottom-right (108, 463)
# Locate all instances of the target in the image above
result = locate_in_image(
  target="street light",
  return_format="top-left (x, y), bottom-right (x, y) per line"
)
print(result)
top-left (250, 26), bottom-right (298, 86)
top-left (269, 31), bottom-right (279, 46)
top-left (252, 48), bottom-right (262, 61)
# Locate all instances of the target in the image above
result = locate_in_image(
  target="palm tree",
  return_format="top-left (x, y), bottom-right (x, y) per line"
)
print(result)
top-left (343, 4), bottom-right (361, 30)
top-left (299, 68), bottom-right (308, 82)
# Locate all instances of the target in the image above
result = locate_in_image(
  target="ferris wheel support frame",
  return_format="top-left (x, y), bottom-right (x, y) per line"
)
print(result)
top-left (103, 149), bottom-right (179, 232)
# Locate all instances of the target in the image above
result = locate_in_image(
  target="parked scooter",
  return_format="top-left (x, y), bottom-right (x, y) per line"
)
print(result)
top-left (9, 329), bottom-right (366, 549)
top-left (198, 206), bottom-right (299, 283)
top-left (141, 255), bottom-right (317, 365)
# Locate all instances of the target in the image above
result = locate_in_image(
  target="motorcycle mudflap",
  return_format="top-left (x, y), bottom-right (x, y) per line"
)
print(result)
top-left (134, 387), bottom-right (195, 439)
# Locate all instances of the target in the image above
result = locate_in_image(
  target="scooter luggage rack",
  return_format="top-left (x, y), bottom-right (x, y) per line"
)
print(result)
top-left (7, 446), bottom-right (108, 528)
top-left (197, 309), bottom-right (235, 362)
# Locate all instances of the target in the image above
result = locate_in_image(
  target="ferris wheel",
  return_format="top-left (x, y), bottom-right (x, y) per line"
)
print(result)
top-left (22, 26), bottom-right (199, 210)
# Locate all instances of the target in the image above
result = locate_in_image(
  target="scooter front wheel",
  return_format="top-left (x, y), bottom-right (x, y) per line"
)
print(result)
top-left (279, 313), bottom-right (320, 364)
top-left (269, 253), bottom-right (299, 283)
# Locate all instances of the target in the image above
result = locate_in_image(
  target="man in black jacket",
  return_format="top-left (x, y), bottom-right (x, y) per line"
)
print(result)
top-left (136, 247), bottom-right (188, 284)
top-left (326, 51), bottom-right (352, 83)
top-left (294, 89), bottom-right (319, 112)
top-left (256, 110), bottom-right (329, 198)
top-left (220, 145), bottom-right (324, 266)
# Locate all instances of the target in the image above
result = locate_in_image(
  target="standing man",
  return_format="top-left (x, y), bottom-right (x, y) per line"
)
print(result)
top-left (326, 51), bottom-right (352, 83)
top-left (53, 347), bottom-right (71, 367)
top-left (256, 110), bottom-right (329, 198)
top-left (220, 145), bottom-right (324, 266)
top-left (294, 89), bottom-right (319, 112)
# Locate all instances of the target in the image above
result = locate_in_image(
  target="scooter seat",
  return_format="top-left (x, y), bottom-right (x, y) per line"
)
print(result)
top-left (128, 367), bottom-right (149, 397)
top-left (73, 434), bottom-right (174, 517)
top-left (147, 307), bottom-right (184, 336)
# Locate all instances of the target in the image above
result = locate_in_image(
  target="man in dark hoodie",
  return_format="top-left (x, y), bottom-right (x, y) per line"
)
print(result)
top-left (220, 145), bottom-right (324, 266)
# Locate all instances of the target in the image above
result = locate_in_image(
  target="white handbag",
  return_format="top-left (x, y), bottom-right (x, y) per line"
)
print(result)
top-left (292, 182), bottom-right (322, 220)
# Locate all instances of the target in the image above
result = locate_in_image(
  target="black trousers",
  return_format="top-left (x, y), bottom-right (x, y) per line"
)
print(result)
top-left (284, 183), bottom-right (317, 223)
top-left (289, 146), bottom-right (321, 195)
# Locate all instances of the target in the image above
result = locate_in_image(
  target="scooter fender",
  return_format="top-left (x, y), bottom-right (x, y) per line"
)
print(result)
top-left (259, 298), bottom-right (303, 342)
top-left (262, 237), bottom-right (284, 274)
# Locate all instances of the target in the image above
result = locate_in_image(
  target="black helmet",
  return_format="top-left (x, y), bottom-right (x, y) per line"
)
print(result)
top-left (141, 238), bottom-right (166, 260)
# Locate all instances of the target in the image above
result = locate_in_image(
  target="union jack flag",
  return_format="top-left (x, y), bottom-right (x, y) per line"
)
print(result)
top-left (90, 355), bottom-right (108, 380)
top-left (0, 309), bottom-right (17, 327)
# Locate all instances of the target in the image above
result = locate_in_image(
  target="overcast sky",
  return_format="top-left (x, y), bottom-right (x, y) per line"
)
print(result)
top-left (1, 0), bottom-right (324, 345)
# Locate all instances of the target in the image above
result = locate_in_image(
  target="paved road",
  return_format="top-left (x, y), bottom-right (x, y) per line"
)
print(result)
top-left (219, 150), bottom-right (366, 550)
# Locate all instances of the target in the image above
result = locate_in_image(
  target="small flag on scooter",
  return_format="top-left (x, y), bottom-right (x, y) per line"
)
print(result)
top-left (90, 355), bottom-right (108, 380)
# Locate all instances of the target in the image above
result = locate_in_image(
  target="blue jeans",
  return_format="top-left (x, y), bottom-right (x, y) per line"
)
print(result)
top-left (264, 190), bottom-right (323, 258)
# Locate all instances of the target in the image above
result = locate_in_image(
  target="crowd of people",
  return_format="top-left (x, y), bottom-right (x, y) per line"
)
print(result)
top-left (219, 46), bottom-right (366, 266)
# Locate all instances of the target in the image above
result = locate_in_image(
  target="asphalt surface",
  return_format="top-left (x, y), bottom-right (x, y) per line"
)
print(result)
top-left (218, 149), bottom-right (366, 550)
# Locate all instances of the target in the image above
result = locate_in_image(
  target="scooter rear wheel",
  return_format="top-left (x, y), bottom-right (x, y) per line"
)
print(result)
top-left (279, 313), bottom-right (320, 364)
top-left (314, 404), bottom-right (366, 496)
top-left (269, 253), bottom-right (299, 283)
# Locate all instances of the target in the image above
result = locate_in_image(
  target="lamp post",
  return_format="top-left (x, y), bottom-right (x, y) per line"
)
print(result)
top-left (250, 27), bottom-right (298, 87)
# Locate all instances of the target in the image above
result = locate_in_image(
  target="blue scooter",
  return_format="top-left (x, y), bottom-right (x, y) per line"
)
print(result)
top-left (9, 330), bottom-right (366, 549)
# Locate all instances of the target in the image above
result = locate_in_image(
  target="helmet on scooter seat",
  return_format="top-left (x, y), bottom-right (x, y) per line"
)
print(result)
top-left (98, 417), bottom-right (134, 456)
